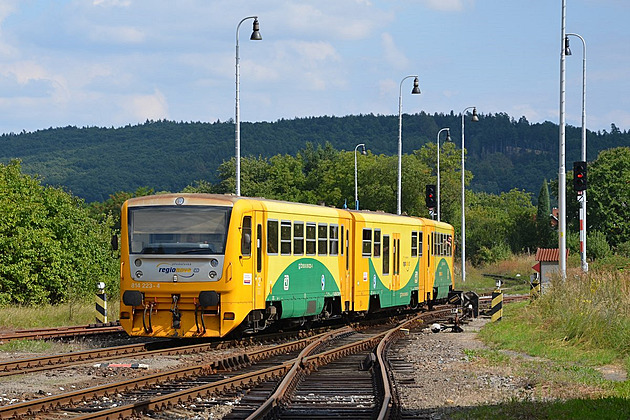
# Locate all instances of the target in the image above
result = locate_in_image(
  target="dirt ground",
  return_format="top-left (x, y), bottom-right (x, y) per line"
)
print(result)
top-left (390, 317), bottom-right (627, 418)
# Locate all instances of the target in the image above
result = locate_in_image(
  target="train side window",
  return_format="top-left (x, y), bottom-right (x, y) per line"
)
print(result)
top-left (344, 226), bottom-right (349, 270)
top-left (419, 232), bottom-right (423, 257)
top-left (256, 224), bottom-right (262, 272)
top-left (306, 223), bottom-right (316, 255)
top-left (241, 216), bottom-right (252, 256)
top-left (280, 221), bottom-right (292, 255)
top-left (373, 229), bottom-right (381, 258)
top-left (329, 224), bottom-right (339, 256)
top-left (294, 222), bottom-right (304, 255)
top-left (411, 231), bottom-right (418, 257)
top-left (382, 235), bottom-right (390, 274)
top-left (340, 226), bottom-right (344, 256)
top-left (362, 229), bottom-right (372, 257)
top-left (318, 223), bottom-right (328, 255)
top-left (267, 219), bottom-right (278, 255)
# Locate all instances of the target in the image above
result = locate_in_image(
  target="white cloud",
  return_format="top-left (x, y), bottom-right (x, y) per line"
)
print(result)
top-left (87, 25), bottom-right (145, 44)
top-left (122, 89), bottom-right (169, 122)
top-left (419, 0), bottom-right (471, 12)
top-left (381, 33), bottom-right (409, 70)
top-left (92, 0), bottom-right (131, 7)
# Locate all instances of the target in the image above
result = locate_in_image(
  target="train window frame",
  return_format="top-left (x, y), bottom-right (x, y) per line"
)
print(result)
top-left (256, 224), bottom-right (262, 272)
top-left (267, 219), bottom-right (279, 255)
top-left (306, 223), bottom-right (316, 256)
top-left (280, 220), bottom-right (292, 255)
top-left (419, 232), bottom-right (423, 257)
top-left (293, 222), bottom-right (304, 256)
top-left (411, 231), bottom-right (418, 257)
top-left (329, 224), bottom-right (339, 256)
top-left (373, 229), bottom-right (381, 258)
top-left (362, 228), bottom-right (372, 257)
top-left (318, 223), bottom-right (328, 256)
top-left (241, 216), bottom-right (252, 257)
top-left (382, 235), bottom-right (390, 274)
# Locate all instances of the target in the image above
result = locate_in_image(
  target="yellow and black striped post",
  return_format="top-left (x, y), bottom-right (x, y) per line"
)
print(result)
top-left (95, 282), bottom-right (108, 324)
top-left (490, 289), bottom-right (503, 322)
top-left (530, 277), bottom-right (541, 301)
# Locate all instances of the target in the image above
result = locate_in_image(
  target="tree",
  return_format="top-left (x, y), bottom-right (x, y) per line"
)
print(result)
top-left (0, 160), bottom-right (118, 305)
top-left (587, 147), bottom-right (630, 247)
top-left (536, 179), bottom-right (554, 247)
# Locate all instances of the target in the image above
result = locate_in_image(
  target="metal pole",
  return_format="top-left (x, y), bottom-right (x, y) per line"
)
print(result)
top-left (397, 75), bottom-right (419, 215)
top-left (354, 143), bottom-right (365, 210)
top-left (461, 107), bottom-right (476, 282)
top-left (567, 33), bottom-right (588, 272)
top-left (234, 16), bottom-right (259, 196)
top-left (436, 128), bottom-right (449, 222)
top-left (558, 1), bottom-right (567, 279)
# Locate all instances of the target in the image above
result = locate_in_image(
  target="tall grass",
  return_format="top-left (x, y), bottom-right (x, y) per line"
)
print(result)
top-left (0, 301), bottom-right (120, 330)
top-left (536, 269), bottom-right (630, 357)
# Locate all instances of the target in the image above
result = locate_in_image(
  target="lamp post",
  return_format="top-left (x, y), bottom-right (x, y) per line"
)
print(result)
top-left (354, 143), bottom-right (367, 210)
top-left (566, 33), bottom-right (588, 273)
top-left (235, 16), bottom-right (262, 196)
top-left (436, 128), bottom-right (450, 222)
top-left (397, 75), bottom-right (421, 215)
top-left (460, 107), bottom-right (478, 282)
top-left (558, 0), bottom-right (567, 279)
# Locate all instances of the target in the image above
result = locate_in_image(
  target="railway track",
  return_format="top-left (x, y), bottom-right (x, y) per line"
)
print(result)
top-left (0, 307), bottom-right (470, 419)
top-left (0, 323), bottom-right (123, 343)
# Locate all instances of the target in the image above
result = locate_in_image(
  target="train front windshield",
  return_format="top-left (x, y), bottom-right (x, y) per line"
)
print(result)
top-left (128, 206), bottom-right (232, 255)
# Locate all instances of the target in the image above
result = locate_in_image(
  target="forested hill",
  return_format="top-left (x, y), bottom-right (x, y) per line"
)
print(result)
top-left (1, 113), bottom-right (628, 202)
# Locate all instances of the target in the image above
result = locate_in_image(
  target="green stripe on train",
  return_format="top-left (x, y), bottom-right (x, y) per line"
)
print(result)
top-left (267, 258), bottom-right (341, 319)
top-left (368, 259), bottom-right (419, 308)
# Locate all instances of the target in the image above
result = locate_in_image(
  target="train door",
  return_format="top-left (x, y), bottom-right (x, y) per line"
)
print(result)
top-left (392, 233), bottom-right (400, 291)
top-left (342, 223), bottom-right (351, 312)
top-left (241, 213), bottom-right (265, 311)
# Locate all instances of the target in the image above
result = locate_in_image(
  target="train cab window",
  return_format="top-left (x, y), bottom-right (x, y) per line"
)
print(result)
top-left (411, 231), bottom-right (418, 257)
top-left (419, 232), bottom-right (423, 257)
top-left (373, 229), bottom-right (381, 258)
top-left (318, 223), bottom-right (328, 255)
top-left (329, 224), bottom-right (339, 256)
top-left (382, 235), bottom-right (390, 274)
top-left (362, 229), bottom-right (372, 257)
top-left (280, 221), bottom-right (292, 255)
top-left (267, 220), bottom-right (279, 255)
top-left (294, 222), bottom-right (304, 255)
top-left (306, 223), bottom-right (316, 255)
top-left (241, 216), bottom-right (252, 256)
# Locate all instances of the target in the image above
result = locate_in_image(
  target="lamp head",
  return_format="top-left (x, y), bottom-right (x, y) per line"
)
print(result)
top-left (446, 130), bottom-right (451, 142)
top-left (250, 18), bottom-right (262, 41)
top-left (411, 77), bottom-right (421, 94)
top-left (564, 36), bottom-right (571, 56)
top-left (471, 107), bottom-right (479, 122)
top-left (361, 144), bottom-right (367, 155)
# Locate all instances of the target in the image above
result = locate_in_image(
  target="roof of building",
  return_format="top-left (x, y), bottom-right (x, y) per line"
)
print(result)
top-left (535, 248), bottom-right (569, 262)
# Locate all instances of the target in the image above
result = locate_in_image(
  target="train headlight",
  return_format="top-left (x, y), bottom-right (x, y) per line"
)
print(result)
top-left (209, 271), bottom-right (217, 279)
top-left (135, 270), bottom-right (143, 279)
top-left (134, 259), bottom-right (142, 267)
top-left (210, 258), bottom-right (219, 267)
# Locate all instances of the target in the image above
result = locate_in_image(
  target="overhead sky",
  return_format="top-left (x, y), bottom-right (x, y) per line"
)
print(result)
top-left (0, 0), bottom-right (628, 135)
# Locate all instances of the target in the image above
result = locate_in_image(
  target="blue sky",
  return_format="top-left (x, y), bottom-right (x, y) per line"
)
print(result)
top-left (0, 0), bottom-right (628, 135)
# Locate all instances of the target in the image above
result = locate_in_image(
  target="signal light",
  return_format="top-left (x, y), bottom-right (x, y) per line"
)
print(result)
top-left (425, 184), bottom-right (437, 208)
top-left (573, 161), bottom-right (587, 191)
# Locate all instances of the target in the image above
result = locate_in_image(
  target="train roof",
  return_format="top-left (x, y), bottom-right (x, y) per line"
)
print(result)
top-left (124, 193), bottom-right (453, 230)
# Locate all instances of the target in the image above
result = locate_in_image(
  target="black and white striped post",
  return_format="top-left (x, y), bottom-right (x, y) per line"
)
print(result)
top-left (95, 281), bottom-right (108, 324)
top-left (490, 279), bottom-right (503, 323)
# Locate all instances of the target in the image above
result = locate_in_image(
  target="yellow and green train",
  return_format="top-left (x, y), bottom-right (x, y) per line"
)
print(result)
top-left (119, 193), bottom-right (455, 338)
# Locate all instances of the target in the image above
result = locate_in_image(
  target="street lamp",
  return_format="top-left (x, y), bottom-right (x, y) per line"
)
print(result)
top-left (461, 107), bottom-right (478, 282)
top-left (436, 128), bottom-right (450, 222)
top-left (566, 33), bottom-right (588, 273)
top-left (235, 16), bottom-right (262, 196)
top-left (354, 143), bottom-right (367, 210)
top-left (397, 75), bottom-right (421, 215)
top-left (558, 0), bottom-right (567, 279)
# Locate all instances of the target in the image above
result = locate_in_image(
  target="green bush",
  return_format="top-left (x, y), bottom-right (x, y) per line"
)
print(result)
top-left (587, 230), bottom-right (612, 260)
top-left (616, 241), bottom-right (630, 258)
